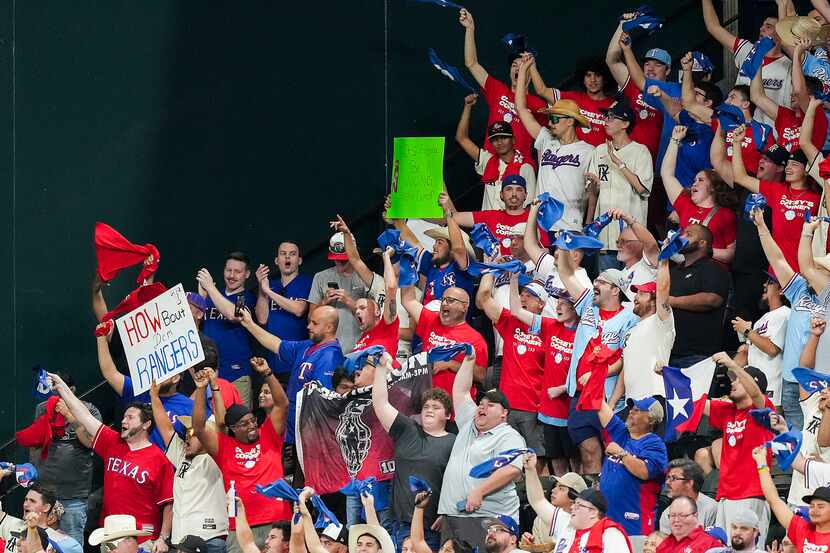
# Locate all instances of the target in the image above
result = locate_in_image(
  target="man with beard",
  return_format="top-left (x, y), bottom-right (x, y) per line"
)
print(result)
top-left (437, 350), bottom-right (524, 550)
top-left (667, 224), bottom-right (730, 368)
top-left (193, 356), bottom-right (291, 553)
top-left (457, 8), bottom-right (547, 161)
top-left (198, 252), bottom-right (257, 405)
top-left (449, 175), bottom-right (530, 257)
top-left (239, 304), bottom-right (343, 445)
top-left (611, 258), bottom-right (674, 404)
top-left (481, 516), bottom-right (521, 553)
top-left (455, 95), bottom-right (537, 211)
top-left (254, 241), bottom-right (313, 378)
top-left (714, 510), bottom-right (764, 552)
top-left (149, 376), bottom-right (228, 553)
top-left (46, 373), bottom-right (173, 551)
top-left (596, 395), bottom-right (668, 545)
top-left (96, 322), bottom-right (194, 450)
top-left (308, 232), bottom-right (371, 354)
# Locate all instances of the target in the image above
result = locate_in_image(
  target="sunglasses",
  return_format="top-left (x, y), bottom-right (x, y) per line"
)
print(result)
top-left (548, 115), bottom-right (571, 124)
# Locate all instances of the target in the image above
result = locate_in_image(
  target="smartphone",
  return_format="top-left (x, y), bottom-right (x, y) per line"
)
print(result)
top-left (327, 282), bottom-right (339, 290)
top-left (234, 294), bottom-right (246, 318)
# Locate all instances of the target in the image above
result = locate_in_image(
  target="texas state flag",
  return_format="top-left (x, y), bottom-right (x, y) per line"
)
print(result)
top-left (662, 358), bottom-right (717, 441)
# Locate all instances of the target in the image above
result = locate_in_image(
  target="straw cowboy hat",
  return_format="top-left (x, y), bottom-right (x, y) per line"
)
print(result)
top-left (424, 226), bottom-right (476, 258)
top-left (776, 16), bottom-right (830, 47)
top-left (89, 515), bottom-right (151, 546)
top-left (348, 524), bottom-right (395, 553)
top-left (537, 99), bottom-right (591, 129)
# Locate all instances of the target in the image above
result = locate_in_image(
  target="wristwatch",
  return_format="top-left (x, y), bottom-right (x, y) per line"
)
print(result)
top-left (743, 328), bottom-right (751, 338)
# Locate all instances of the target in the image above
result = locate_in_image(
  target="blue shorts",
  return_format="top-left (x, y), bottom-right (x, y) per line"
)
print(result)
top-left (567, 394), bottom-right (603, 445)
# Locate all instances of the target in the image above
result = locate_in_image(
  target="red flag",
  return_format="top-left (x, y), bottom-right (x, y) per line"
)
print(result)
top-left (576, 346), bottom-right (622, 411)
top-left (675, 394), bottom-right (709, 434)
top-left (95, 222), bottom-right (160, 284)
top-left (15, 396), bottom-right (66, 461)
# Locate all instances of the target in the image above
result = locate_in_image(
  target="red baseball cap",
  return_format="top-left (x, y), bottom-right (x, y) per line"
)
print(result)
top-left (630, 281), bottom-right (657, 294)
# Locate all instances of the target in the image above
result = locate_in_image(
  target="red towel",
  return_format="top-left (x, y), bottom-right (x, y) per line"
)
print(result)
top-left (576, 345), bottom-right (622, 411)
top-left (95, 222), bottom-right (160, 285)
top-left (819, 156), bottom-right (830, 179)
top-left (580, 517), bottom-right (632, 553)
top-left (102, 282), bottom-right (167, 322)
top-left (15, 396), bottom-right (66, 461)
top-left (480, 150), bottom-right (525, 185)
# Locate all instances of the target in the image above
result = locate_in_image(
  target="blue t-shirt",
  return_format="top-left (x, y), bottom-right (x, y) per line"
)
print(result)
top-left (279, 338), bottom-right (344, 443)
top-left (599, 417), bottom-right (668, 536)
top-left (566, 288), bottom-right (640, 403)
top-left (121, 376), bottom-right (197, 450)
top-left (417, 250), bottom-right (474, 305)
top-left (643, 79), bottom-right (681, 170)
top-left (265, 274), bottom-right (313, 374)
top-left (782, 274), bottom-right (826, 382)
top-left (675, 110), bottom-right (714, 187)
top-left (202, 289), bottom-right (257, 381)
top-left (49, 534), bottom-right (83, 553)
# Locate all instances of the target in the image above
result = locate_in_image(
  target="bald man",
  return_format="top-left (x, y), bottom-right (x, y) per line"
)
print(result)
top-left (240, 304), bottom-right (343, 445)
top-left (402, 284), bottom-right (489, 397)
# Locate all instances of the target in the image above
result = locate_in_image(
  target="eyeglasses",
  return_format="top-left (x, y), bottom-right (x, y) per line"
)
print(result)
top-left (665, 475), bottom-right (690, 482)
top-left (233, 417), bottom-right (257, 429)
top-left (485, 526), bottom-right (510, 535)
top-left (548, 115), bottom-right (571, 124)
top-left (440, 296), bottom-right (468, 306)
top-left (572, 501), bottom-right (598, 512)
top-left (102, 538), bottom-right (127, 553)
top-left (667, 512), bottom-right (696, 520)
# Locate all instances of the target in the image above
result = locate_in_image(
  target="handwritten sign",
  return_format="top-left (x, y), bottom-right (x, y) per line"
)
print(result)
top-left (116, 283), bottom-right (204, 395)
top-left (386, 137), bottom-right (445, 219)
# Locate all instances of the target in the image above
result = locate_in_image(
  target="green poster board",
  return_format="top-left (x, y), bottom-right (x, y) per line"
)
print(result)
top-left (387, 137), bottom-right (445, 219)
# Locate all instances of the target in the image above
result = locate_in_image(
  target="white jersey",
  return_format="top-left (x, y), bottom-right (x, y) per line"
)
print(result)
top-left (535, 251), bottom-right (592, 317)
top-left (733, 38), bottom-right (792, 132)
top-left (746, 306), bottom-right (789, 405)
top-left (788, 391), bottom-right (830, 505)
top-left (534, 128), bottom-right (594, 230)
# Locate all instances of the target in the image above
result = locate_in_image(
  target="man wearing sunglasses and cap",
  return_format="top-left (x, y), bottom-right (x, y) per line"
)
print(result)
top-left (455, 95), bottom-right (537, 212)
top-left (515, 57), bottom-right (595, 232)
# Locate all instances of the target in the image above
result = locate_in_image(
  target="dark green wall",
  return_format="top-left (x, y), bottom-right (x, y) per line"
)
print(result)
top-left (0, 1), bottom-right (710, 445)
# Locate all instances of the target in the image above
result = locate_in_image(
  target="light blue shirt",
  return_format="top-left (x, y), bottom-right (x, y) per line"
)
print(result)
top-left (782, 274), bottom-right (826, 382)
top-left (565, 288), bottom-right (640, 400)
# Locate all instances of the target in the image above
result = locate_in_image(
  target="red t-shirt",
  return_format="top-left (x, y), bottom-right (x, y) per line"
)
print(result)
top-left (539, 317), bottom-right (576, 420)
top-left (494, 309), bottom-right (545, 412)
top-left (673, 193), bottom-right (737, 260)
top-left (720, 121), bottom-right (774, 174)
top-left (214, 419), bottom-right (292, 528)
top-left (655, 527), bottom-right (721, 553)
top-left (776, 105), bottom-right (829, 153)
top-left (788, 515), bottom-right (830, 550)
top-left (760, 180), bottom-right (822, 272)
top-left (353, 317), bottom-right (401, 359)
top-left (559, 90), bottom-right (614, 146)
top-left (708, 398), bottom-right (774, 500)
top-left (482, 76), bottom-right (547, 161)
top-left (92, 425), bottom-right (174, 540)
top-left (472, 209), bottom-right (530, 256)
top-left (622, 79), bottom-right (663, 162)
top-left (415, 308), bottom-right (488, 398)
top-left (575, 307), bottom-right (622, 391)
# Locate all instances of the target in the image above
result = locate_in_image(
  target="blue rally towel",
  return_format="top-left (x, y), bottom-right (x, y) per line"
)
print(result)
top-left (471, 224), bottom-right (501, 258)
top-left (428, 48), bottom-right (478, 93)
top-left (340, 477), bottom-right (391, 513)
top-left (408, 475), bottom-right (433, 495)
top-left (749, 408), bottom-right (774, 432)
top-left (536, 193), bottom-right (565, 231)
top-left (767, 431), bottom-right (802, 471)
top-left (793, 367), bottom-right (830, 394)
top-left (738, 37), bottom-right (775, 80)
top-left (427, 343), bottom-right (472, 363)
top-left (583, 212), bottom-right (613, 238)
top-left (553, 231), bottom-right (603, 252)
top-left (413, 0), bottom-right (463, 8)
top-left (310, 495), bottom-right (341, 529)
top-left (0, 462), bottom-right (38, 488)
top-left (343, 345), bottom-right (385, 376)
top-left (805, 211), bottom-right (830, 224)
top-left (502, 33), bottom-right (538, 58)
top-left (802, 53), bottom-right (830, 102)
top-left (659, 230), bottom-right (689, 261)
top-left (376, 229), bottom-right (420, 288)
top-left (469, 448), bottom-right (534, 478)
top-left (466, 259), bottom-right (526, 278)
top-left (33, 366), bottom-right (54, 403)
top-left (715, 104), bottom-right (774, 152)
top-left (691, 52), bottom-right (714, 74)
top-left (256, 479), bottom-right (301, 502)
top-left (743, 193), bottom-right (768, 220)
top-left (622, 13), bottom-right (664, 38)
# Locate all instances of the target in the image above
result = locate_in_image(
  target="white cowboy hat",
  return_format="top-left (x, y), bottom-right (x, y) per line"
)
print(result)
top-left (348, 524), bottom-right (395, 553)
top-left (89, 515), bottom-right (151, 546)
top-left (423, 226), bottom-right (476, 258)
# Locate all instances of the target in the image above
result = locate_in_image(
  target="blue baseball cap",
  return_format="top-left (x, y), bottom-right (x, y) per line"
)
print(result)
top-left (706, 527), bottom-right (728, 545)
top-left (626, 397), bottom-right (664, 423)
top-left (502, 174), bottom-right (527, 190)
top-left (483, 515), bottom-right (520, 537)
top-left (644, 48), bottom-right (671, 67)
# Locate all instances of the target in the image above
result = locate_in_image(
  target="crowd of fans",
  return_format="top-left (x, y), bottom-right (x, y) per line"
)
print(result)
top-left (7, 2), bottom-right (830, 553)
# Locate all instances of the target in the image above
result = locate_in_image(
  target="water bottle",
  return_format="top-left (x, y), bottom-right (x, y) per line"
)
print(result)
top-left (228, 480), bottom-right (237, 518)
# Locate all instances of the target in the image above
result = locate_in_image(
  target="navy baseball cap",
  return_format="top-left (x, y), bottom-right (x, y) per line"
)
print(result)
top-left (502, 174), bottom-right (527, 190)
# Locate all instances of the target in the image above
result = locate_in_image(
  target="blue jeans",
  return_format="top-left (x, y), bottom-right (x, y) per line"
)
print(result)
top-left (781, 380), bottom-right (804, 431)
top-left (597, 252), bottom-right (623, 273)
top-left (204, 537), bottom-right (227, 553)
top-left (59, 498), bottom-right (87, 547)
top-left (389, 519), bottom-right (442, 553)
top-left (346, 495), bottom-right (393, 532)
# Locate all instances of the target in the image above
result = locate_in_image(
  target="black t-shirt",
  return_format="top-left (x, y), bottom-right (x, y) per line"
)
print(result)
top-left (389, 413), bottom-right (456, 523)
top-left (732, 188), bottom-right (772, 273)
top-left (670, 257), bottom-right (730, 357)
